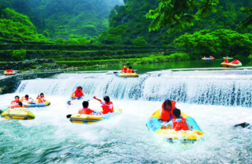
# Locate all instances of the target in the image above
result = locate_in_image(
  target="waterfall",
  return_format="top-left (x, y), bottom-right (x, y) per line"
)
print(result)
top-left (16, 70), bottom-right (252, 107)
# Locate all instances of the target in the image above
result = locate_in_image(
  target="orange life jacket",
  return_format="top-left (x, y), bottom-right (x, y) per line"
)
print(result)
top-left (101, 101), bottom-right (113, 114)
top-left (232, 59), bottom-right (240, 64)
top-left (160, 100), bottom-right (176, 122)
top-left (172, 117), bottom-right (189, 131)
top-left (126, 69), bottom-right (133, 73)
top-left (122, 67), bottom-right (127, 73)
top-left (78, 108), bottom-right (95, 115)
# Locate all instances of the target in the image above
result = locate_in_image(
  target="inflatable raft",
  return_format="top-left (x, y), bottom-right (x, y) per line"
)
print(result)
top-left (23, 100), bottom-right (51, 108)
top-left (3, 71), bottom-right (16, 75)
top-left (146, 109), bottom-right (204, 143)
top-left (114, 71), bottom-right (139, 78)
top-left (1, 108), bottom-right (35, 120)
top-left (69, 108), bottom-right (122, 124)
top-left (202, 57), bottom-right (214, 61)
top-left (71, 93), bottom-right (84, 100)
top-left (221, 62), bottom-right (242, 68)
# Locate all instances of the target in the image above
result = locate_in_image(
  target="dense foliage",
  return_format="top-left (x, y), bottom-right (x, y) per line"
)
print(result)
top-left (175, 29), bottom-right (252, 58)
top-left (0, 0), bottom-right (123, 38)
top-left (0, 8), bottom-right (49, 43)
top-left (104, 0), bottom-right (252, 46)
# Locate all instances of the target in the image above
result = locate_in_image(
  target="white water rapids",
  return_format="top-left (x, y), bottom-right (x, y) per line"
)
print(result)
top-left (0, 70), bottom-right (251, 163)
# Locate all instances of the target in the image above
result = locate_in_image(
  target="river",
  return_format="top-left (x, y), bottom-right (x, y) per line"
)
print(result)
top-left (0, 69), bottom-right (252, 163)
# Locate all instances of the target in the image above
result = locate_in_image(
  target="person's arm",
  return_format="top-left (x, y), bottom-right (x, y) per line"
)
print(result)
top-left (93, 96), bottom-right (102, 102)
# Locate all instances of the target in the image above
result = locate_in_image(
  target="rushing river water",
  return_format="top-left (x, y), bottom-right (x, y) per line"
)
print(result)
top-left (0, 70), bottom-right (252, 163)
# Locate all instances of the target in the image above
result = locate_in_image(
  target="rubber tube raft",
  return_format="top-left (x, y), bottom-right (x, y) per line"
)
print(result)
top-left (69, 108), bottom-right (122, 124)
top-left (114, 71), bottom-right (139, 78)
top-left (71, 94), bottom-right (84, 100)
top-left (3, 71), bottom-right (16, 75)
top-left (1, 108), bottom-right (35, 120)
top-left (23, 100), bottom-right (51, 108)
top-left (146, 109), bottom-right (204, 143)
top-left (202, 57), bottom-right (214, 61)
top-left (221, 62), bottom-right (242, 68)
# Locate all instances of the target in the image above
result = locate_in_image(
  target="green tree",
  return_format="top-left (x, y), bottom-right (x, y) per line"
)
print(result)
top-left (54, 38), bottom-right (66, 44)
top-left (237, 6), bottom-right (252, 29)
top-left (133, 36), bottom-right (147, 46)
top-left (146, 0), bottom-right (219, 33)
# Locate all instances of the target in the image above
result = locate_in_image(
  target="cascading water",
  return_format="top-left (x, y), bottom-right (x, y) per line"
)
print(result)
top-left (17, 70), bottom-right (252, 107)
top-left (0, 70), bottom-right (251, 163)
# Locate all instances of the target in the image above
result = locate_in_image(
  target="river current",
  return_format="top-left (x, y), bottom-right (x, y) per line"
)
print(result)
top-left (0, 70), bottom-right (252, 163)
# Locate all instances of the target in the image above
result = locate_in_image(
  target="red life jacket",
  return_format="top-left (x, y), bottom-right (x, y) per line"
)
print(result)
top-left (101, 101), bottom-right (113, 114)
top-left (122, 67), bottom-right (127, 73)
top-left (210, 56), bottom-right (213, 59)
top-left (74, 87), bottom-right (83, 97)
top-left (224, 59), bottom-right (229, 63)
top-left (160, 100), bottom-right (176, 122)
top-left (78, 108), bottom-right (94, 115)
top-left (232, 59), bottom-right (239, 64)
top-left (172, 117), bottom-right (189, 131)
top-left (126, 69), bottom-right (133, 73)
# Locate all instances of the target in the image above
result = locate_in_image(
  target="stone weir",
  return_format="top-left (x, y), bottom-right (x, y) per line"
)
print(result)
top-left (0, 71), bottom-right (64, 94)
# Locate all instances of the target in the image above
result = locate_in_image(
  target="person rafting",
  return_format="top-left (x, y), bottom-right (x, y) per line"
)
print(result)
top-left (160, 99), bottom-right (177, 122)
top-left (93, 96), bottom-right (113, 114)
top-left (21, 95), bottom-right (34, 103)
top-left (172, 108), bottom-right (189, 131)
top-left (78, 101), bottom-right (95, 114)
top-left (72, 86), bottom-right (85, 100)
top-left (203, 56), bottom-right (206, 59)
top-left (37, 93), bottom-right (46, 103)
top-left (122, 66), bottom-right (127, 73)
top-left (11, 95), bottom-right (20, 104)
top-left (6, 69), bottom-right (14, 73)
top-left (210, 56), bottom-right (213, 59)
top-left (126, 66), bottom-right (134, 73)
top-left (224, 58), bottom-right (229, 63)
top-left (231, 58), bottom-right (240, 64)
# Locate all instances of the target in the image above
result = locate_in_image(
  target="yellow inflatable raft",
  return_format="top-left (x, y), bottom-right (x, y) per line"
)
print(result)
top-left (114, 71), bottom-right (139, 78)
top-left (146, 109), bottom-right (204, 143)
top-left (1, 108), bottom-right (35, 120)
top-left (221, 62), bottom-right (242, 68)
top-left (69, 108), bottom-right (122, 124)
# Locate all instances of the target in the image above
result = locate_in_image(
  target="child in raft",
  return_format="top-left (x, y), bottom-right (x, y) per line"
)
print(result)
top-left (37, 93), bottom-right (46, 103)
top-left (161, 108), bottom-right (189, 131)
top-left (11, 95), bottom-right (20, 105)
top-left (231, 58), bottom-right (241, 64)
top-left (126, 66), bottom-right (134, 73)
top-left (122, 66), bottom-right (127, 73)
top-left (21, 95), bottom-right (34, 105)
top-left (93, 96), bottom-right (113, 114)
top-left (72, 86), bottom-right (85, 100)
top-left (78, 101), bottom-right (102, 115)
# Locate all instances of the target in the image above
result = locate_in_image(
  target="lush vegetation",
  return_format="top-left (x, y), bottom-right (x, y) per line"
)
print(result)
top-left (0, 0), bottom-right (123, 38)
top-left (174, 29), bottom-right (252, 58)
top-left (55, 52), bottom-right (190, 66)
top-left (0, 8), bottom-right (49, 43)
top-left (104, 0), bottom-right (252, 46)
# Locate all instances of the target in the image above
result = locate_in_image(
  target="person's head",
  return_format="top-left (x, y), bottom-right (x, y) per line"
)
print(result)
top-left (103, 96), bottom-right (110, 103)
top-left (163, 99), bottom-right (172, 112)
top-left (15, 96), bottom-right (19, 101)
top-left (173, 108), bottom-right (181, 118)
top-left (40, 93), bottom-right (44, 98)
top-left (18, 102), bottom-right (23, 107)
top-left (25, 95), bottom-right (29, 99)
top-left (129, 66), bottom-right (132, 69)
top-left (124, 66), bottom-right (127, 68)
top-left (82, 101), bottom-right (89, 108)
top-left (78, 86), bottom-right (82, 92)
